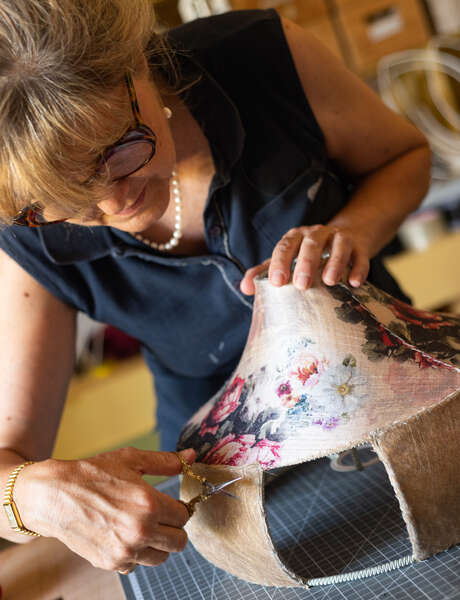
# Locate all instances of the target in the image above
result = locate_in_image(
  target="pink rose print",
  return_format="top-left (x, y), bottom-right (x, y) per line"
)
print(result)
top-left (277, 382), bottom-right (299, 408)
top-left (249, 438), bottom-right (282, 468)
top-left (199, 422), bottom-right (219, 437)
top-left (198, 376), bottom-right (245, 437)
top-left (277, 382), bottom-right (292, 397)
top-left (210, 376), bottom-right (245, 423)
top-left (203, 434), bottom-right (256, 466)
top-left (203, 434), bottom-right (282, 468)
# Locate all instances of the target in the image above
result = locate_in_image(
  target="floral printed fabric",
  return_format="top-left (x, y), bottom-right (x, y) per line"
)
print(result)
top-left (337, 282), bottom-right (460, 367)
top-left (177, 278), bottom-right (460, 469)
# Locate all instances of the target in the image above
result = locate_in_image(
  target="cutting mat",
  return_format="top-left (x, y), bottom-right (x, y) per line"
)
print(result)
top-left (121, 454), bottom-right (460, 600)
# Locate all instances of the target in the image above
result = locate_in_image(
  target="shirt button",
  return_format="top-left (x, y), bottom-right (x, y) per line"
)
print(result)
top-left (113, 247), bottom-right (124, 257)
top-left (210, 225), bottom-right (222, 237)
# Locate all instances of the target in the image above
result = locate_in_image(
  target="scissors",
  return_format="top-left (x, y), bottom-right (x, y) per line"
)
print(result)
top-left (201, 477), bottom-right (242, 500)
top-left (174, 452), bottom-right (242, 516)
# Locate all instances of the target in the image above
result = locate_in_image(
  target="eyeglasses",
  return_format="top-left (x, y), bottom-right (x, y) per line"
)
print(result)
top-left (13, 73), bottom-right (157, 227)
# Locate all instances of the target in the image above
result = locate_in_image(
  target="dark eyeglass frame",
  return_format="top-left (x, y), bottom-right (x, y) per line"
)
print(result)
top-left (13, 73), bottom-right (157, 227)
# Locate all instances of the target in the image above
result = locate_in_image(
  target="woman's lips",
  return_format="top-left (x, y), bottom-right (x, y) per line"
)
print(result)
top-left (116, 187), bottom-right (146, 217)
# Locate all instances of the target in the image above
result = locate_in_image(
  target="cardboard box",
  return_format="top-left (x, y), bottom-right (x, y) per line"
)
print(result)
top-left (230, 0), bottom-right (328, 22)
top-left (333, 0), bottom-right (431, 77)
top-left (230, 1), bottom-right (344, 62)
top-left (329, 0), bottom-right (359, 7)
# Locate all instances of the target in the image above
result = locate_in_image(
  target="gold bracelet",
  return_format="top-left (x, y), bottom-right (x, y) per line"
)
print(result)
top-left (2, 461), bottom-right (41, 537)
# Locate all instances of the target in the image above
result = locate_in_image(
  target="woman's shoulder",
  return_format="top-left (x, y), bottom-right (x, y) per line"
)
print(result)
top-left (164, 8), bottom-right (306, 108)
top-left (165, 9), bottom-right (282, 55)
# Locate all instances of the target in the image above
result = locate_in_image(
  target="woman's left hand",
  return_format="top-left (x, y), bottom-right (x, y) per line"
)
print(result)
top-left (240, 224), bottom-right (371, 296)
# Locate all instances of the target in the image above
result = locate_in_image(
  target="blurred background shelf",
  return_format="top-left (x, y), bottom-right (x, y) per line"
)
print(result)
top-left (421, 175), bottom-right (460, 210)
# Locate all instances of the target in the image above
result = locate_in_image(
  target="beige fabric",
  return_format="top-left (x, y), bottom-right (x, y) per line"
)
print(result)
top-left (181, 462), bottom-right (308, 588)
top-left (180, 386), bottom-right (460, 586)
top-left (372, 389), bottom-right (460, 560)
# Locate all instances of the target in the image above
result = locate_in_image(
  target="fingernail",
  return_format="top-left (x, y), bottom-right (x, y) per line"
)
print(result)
top-left (323, 271), bottom-right (337, 286)
top-left (272, 270), bottom-right (286, 286)
top-left (295, 273), bottom-right (310, 289)
top-left (179, 448), bottom-right (195, 462)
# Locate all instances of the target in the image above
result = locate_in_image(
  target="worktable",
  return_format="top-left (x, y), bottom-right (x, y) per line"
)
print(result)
top-left (3, 457), bottom-right (458, 600)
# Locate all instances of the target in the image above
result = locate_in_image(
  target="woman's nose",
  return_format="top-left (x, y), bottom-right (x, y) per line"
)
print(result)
top-left (96, 180), bottom-right (129, 216)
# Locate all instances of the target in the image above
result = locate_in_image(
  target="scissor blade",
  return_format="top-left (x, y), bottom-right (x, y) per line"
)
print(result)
top-left (218, 490), bottom-right (241, 501)
top-left (212, 476), bottom-right (243, 494)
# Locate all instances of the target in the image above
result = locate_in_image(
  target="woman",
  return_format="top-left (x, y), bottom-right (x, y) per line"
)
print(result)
top-left (0, 0), bottom-right (430, 575)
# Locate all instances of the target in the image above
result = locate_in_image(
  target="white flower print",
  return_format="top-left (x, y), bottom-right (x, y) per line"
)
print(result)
top-left (311, 363), bottom-right (368, 419)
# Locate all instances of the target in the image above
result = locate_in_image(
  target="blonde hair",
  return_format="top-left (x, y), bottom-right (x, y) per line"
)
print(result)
top-left (0, 0), bottom-right (171, 223)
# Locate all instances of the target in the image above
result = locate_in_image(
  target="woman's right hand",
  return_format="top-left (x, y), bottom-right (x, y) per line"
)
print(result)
top-left (14, 447), bottom-right (196, 572)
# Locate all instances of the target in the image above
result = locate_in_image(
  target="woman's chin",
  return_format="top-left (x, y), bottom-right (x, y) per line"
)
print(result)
top-left (102, 179), bottom-right (171, 232)
top-left (110, 204), bottom-right (168, 234)
top-left (110, 215), bottom-right (156, 233)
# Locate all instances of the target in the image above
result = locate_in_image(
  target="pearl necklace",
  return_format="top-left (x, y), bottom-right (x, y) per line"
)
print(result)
top-left (133, 169), bottom-right (182, 252)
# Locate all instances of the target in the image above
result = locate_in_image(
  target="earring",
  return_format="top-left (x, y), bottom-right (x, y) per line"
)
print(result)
top-left (163, 106), bottom-right (172, 119)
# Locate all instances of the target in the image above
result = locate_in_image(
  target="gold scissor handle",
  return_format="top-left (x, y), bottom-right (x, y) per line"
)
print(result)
top-left (174, 451), bottom-right (211, 516)
top-left (174, 452), bottom-right (242, 516)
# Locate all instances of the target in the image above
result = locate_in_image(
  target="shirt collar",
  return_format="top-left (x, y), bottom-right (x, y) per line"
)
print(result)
top-left (40, 47), bottom-right (246, 265)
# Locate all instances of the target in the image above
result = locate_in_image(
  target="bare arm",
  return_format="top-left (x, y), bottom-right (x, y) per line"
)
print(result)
top-left (0, 249), bottom-right (194, 572)
top-left (241, 18), bottom-right (431, 294)
top-left (0, 248), bottom-right (76, 542)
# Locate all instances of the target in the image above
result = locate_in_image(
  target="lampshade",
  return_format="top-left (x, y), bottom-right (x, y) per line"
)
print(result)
top-left (177, 272), bottom-right (460, 588)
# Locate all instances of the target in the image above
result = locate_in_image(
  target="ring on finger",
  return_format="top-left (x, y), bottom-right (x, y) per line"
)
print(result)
top-left (321, 249), bottom-right (331, 260)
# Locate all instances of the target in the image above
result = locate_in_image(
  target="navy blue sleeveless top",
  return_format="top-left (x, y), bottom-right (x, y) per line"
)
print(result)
top-left (0, 10), bottom-right (410, 449)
